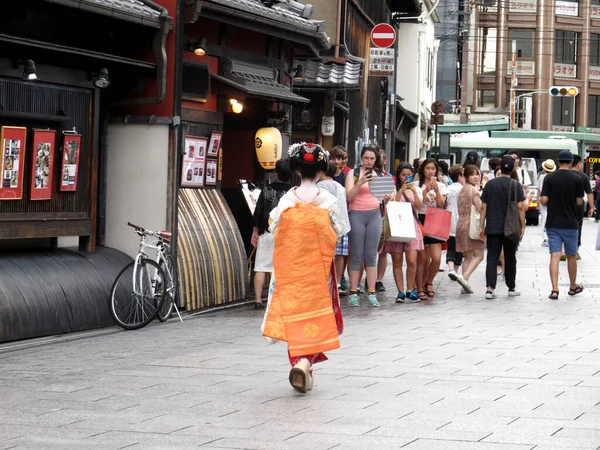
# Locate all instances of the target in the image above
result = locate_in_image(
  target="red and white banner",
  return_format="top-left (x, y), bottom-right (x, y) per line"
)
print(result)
top-left (556, 1), bottom-right (578, 16)
top-left (554, 63), bottom-right (576, 79)
top-left (552, 125), bottom-right (575, 133)
top-left (590, 67), bottom-right (600, 81)
top-left (509, 0), bottom-right (536, 13)
top-left (593, 6), bottom-right (600, 18)
top-left (507, 60), bottom-right (535, 76)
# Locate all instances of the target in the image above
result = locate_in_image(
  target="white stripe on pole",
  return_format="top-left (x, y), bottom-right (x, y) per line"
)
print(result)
top-left (373, 33), bottom-right (395, 39)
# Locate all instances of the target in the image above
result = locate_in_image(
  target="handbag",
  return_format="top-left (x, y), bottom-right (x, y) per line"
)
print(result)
top-left (424, 208), bottom-right (452, 241)
top-left (469, 204), bottom-right (480, 240)
top-left (386, 201), bottom-right (417, 242)
top-left (504, 179), bottom-right (522, 244)
top-left (402, 192), bottom-right (425, 236)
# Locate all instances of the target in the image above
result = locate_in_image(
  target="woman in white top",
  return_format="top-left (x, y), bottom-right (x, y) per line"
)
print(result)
top-left (416, 158), bottom-right (448, 299)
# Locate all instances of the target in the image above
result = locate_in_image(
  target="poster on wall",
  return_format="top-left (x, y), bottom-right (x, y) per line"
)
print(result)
top-left (207, 131), bottom-right (222, 158)
top-left (60, 134), bottom-right (81, 192)
top-left (181, 136), bottom-right (207, 188)
top-left (30, 129), bottom-right (56, 201)
top-left (0, 126), bottom-right (27, 200)
top-left (205, 159), bottom-right (217, 186)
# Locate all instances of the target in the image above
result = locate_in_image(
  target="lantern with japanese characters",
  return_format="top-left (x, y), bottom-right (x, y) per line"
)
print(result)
top-left (255, 127), bottom-right (282, 170)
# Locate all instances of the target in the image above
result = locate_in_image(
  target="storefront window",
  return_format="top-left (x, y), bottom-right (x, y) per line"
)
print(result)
top-left (555, 31), bottom-right (578, 64)
top-left (508, 29), bottom-right (534, 59)
top-left (591, 34), bottom-right (600, 66)
top-left (476, 90), bottom-right (496, 109)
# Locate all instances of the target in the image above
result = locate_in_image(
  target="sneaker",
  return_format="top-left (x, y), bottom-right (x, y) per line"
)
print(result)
top-left (405, 290), bottom-right (421, 303)
top-left (541, 239), bottom-right (549, 247)
top-left (560, 254), bottom-right (567, 262)
top-left (448, 270), bottom-right (458, 281)
top-left (455, 275), bottom-right (473, 293)
top-left (395, 291), bottom-right (406, 303)
top-left (356, 283), bottom-right (365, 294)
top-left (576, 254), bottom-right (582, 261)
top-left (338, 286), bottom-right (348, 297)
top-left (340, 276), bottom-right (349, 290)
top-left (508, 289), bottom-right (521, 297)
top-left (348, 294), bottom-right (359, 307)
top-left (375, 281), bottom-right (386, 292)
top-left (485, 290), bottom-right (497, 300)
top-left (367, 293), bottom-right (380, 307)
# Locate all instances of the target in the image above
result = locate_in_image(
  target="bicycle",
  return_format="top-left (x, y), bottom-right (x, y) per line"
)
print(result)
top-left (109, 222), bottom-right (182, 330)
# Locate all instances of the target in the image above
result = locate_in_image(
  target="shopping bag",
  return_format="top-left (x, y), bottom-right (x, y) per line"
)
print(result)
top-left (386, 201), bottom-right (416, 242)
top-left (424, 208), bottom-right (452, 241)
top-left (469, 205), bottom-right (481, 240)
top-left (504, 179), bottom-right (522, 244)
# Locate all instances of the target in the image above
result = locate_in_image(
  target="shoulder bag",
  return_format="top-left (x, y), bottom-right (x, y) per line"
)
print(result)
top-left (504, 179), bottom-right (522, 244)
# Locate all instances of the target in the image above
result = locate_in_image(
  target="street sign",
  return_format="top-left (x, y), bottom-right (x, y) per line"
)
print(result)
top-left (369, 48), bottom-right (394, 77)
top-left (371, 23), bottom-right (396, 48)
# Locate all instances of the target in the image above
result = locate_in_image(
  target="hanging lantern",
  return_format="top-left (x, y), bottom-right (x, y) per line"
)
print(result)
top-left (255, 127), bottom-right (282, 170)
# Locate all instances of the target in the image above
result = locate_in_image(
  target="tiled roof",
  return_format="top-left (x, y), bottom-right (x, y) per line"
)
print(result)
top-left (293, 59), bottom-right (362, 87)
top-left (204, 0), bottom-right (330, 48)
top-left (213, 58), bottom-right (310, 104)
top-left (43, 0), bottom-right (170, 27)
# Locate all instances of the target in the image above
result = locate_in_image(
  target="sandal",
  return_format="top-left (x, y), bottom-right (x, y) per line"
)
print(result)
top-left (425, 282), bottom-right (435, 297)
top-left (568, 284), bottom-right (584, 296)
top-left (417, 290), bottom-right (428, 300)
top-left (548, 290), bottom-right (559, 300)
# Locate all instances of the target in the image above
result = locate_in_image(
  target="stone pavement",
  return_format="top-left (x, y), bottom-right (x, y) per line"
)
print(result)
top-left (1, 221), bottom-right (600, 450)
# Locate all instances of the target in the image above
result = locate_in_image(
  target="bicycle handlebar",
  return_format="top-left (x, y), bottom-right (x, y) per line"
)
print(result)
top-left (127, 221), bottom-right (144, 230)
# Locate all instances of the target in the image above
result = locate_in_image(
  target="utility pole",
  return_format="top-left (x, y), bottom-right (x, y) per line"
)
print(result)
top-left (459, 0), bottom-right (471, 124)
top-left (510, 40), bottom-right (517, 130)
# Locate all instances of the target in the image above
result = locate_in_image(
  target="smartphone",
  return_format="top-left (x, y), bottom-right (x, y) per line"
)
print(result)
top-left (405, 175), bottom-right (413, 183)
top-left (366, 168), bottom-right (373, 176)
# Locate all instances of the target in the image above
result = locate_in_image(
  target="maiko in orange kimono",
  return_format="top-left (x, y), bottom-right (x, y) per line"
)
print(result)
top-left (262, 189), bottom-right (344, 368)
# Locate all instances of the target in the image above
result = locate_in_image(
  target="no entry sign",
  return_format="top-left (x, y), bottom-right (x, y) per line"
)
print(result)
top-left (371, 23), bottom-right (396, 48)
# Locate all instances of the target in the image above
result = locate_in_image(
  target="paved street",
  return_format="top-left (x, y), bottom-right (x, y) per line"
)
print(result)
top-left (1, 221), bottom-right (600, 450)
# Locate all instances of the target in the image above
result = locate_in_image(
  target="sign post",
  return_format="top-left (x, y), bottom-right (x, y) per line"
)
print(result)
top-left (369, 23), bottom-right (396, 78)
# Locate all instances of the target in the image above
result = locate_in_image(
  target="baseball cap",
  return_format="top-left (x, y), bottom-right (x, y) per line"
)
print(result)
top-left (557, 150), bottom-right (574, 161)
top-left (500, 156), bottom-right (515, 172)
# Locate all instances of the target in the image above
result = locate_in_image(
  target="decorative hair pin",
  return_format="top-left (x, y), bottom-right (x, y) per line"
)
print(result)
top-left (287, 142), bottom-right (330, 162)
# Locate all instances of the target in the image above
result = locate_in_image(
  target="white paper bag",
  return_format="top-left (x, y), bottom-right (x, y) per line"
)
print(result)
top-left (596, 224), bottom-right (600, 251)
top-left (386, 201), bottom-right (417, 243)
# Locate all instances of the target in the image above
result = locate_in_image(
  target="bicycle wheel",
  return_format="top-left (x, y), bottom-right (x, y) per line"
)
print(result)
top-left (110, 258), bottom-right (166, 330)
top-left (157, 252), bottom-right (178, 322)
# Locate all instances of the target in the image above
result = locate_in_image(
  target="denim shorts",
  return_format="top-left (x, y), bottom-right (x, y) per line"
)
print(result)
top-left (546, 228), bottom-right (579, 256)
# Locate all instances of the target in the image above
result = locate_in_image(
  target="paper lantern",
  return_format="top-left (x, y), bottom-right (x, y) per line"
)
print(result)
top-left (255, 127), bottom-right (282, 170)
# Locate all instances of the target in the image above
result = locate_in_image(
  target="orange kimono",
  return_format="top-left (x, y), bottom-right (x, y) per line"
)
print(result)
top-left (262, 189), bottom-right (344, 364)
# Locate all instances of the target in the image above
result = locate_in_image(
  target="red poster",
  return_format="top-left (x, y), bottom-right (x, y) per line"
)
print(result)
top-left (60, 134), bottom-right (81, 192)
top-left (30, 129), bottom-right (56, 201)
top-left (0, 126), bottom-right (27, 200)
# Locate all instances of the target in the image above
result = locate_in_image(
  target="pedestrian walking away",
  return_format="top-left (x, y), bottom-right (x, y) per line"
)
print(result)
top-left (540, 150), bottom-right (585, 300)
top-left (445, 166), bottom-right (465, 289)
top-left (479, 156), bottom-right (526, 299)
top-left (570, 155), bottom-right (595, 259)
top-left (538, 159), bottom-right (556, 248)
top-left (262, 143), bottom-right (344, 394)
top-left (251, 160), bottom-right (292, 309)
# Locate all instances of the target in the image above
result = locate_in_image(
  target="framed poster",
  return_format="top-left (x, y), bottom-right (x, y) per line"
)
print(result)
top-left (205, 159), bottom-right (217, 186)
top-left (0, 126), bottom-right (27, 200)
top-left (60, 134), bottom-right (81, 192)
top-left (207, 131), bottom-right (222, 158)
top-left (30, 129), bottom-right (56, 200)
top-left (181, 136), bottom-right (207, 188)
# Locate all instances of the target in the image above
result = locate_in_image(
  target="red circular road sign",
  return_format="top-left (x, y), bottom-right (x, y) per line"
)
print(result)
top-left (371, 23), bottom-right (396, 48)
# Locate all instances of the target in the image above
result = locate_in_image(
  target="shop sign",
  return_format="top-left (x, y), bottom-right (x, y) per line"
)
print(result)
top-left (554, 63), bottom-right (576, 78)
top-left (0, 126), bottom-right (27, 200)
top-left (181, 135), bottom-right (207, 188)
top-left (507, 60), bottom-right (535, 76)
top-left (556, 1), bottom-right (578, 16)
top-left (509, 0), bottom-right (536, 13)
top-left (590, 67), bottom-right (600, 81)
top-left (552, 125), bottom-right (574, 132)
top-left (30, 129), bottom-right (56, 201)
top-left (589, 128), bottom-right (600, 135)
top-left (60, 134), bottom-right (81, 192)
top-left (369, 48), bottom-right (394, 77)
top-left (593, 6), bottom-right (600, 18)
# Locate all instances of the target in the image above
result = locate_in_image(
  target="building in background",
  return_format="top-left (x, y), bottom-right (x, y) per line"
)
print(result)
top-left (434, 0), bottom-right (460, 110)
top-left (394, 0), bottom-right (440, 164)
top-left (465, 0), bottom-right (600, 132)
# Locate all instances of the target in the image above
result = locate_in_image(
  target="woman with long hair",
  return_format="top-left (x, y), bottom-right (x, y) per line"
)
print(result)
top-left (416, 158), bottom-right (448, 299)
top-left (345, 144), bottom-right (383, 307)
top-left (453, 165), bottom-right (485, 293)
top-left (380, 163), bottom-right (424, 302)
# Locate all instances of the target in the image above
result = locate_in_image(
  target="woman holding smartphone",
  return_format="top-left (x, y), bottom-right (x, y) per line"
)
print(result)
top-left (380, 164), bottom-right (423, 302)
top-left (416, 158), bottom-right (447, 299)
top-left (345, 145), bottom-right (383, 307)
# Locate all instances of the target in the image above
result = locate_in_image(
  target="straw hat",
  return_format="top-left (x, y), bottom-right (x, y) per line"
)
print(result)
top-left (541, 159), bottom-right (556, 173)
